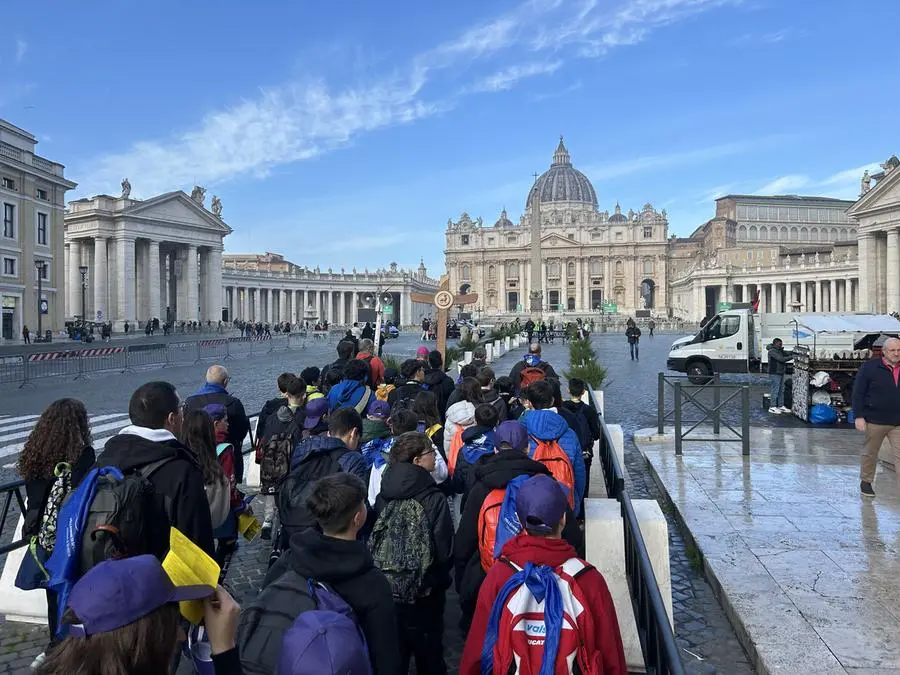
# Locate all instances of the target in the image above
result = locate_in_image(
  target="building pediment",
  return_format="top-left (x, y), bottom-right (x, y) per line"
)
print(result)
top-left (126, 191), bottom-right (233, 234)
top-left (539, 233), bottom-right (575, 247)
top-left (848, 164), bottom-right (900, 217)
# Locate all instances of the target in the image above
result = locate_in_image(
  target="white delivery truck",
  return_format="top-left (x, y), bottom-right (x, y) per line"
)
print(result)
top-left (667, 310), bottom-right (900, 383)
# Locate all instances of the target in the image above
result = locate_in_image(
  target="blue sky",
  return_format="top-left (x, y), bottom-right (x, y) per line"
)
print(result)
top-left (2, 0), bottom-right (898, 274)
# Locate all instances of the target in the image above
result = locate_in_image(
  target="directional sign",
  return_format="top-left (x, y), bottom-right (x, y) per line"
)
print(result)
top-left (434, 290), bottom-right (454, 310)
top-left (717, 302), bottom-right (732, 312)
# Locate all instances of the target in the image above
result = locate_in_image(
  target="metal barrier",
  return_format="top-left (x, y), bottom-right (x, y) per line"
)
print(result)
top-left (588, 388), bottom-right (685, 675)
top-left (658, 373), bottom-right (722, 435)
top-left (166, 341), bottom-right (200, 366)
top-left (125, 343), bottom-right (168, 370)
top-left (0, 479), bottom-right (26, 556)
top-left (199, 338), bottom-right (229, 361)
top-left (0, 356), bottom-right (25, 385)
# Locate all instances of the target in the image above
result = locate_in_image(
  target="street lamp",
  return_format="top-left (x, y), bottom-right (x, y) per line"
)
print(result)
top-left (79, 265), bottom-right (88, 325)
top-left (34, 260), bottom-right (46, 341)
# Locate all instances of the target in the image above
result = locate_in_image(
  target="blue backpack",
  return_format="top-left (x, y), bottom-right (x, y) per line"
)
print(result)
top-left (361, 437), bottom-right (392, 469)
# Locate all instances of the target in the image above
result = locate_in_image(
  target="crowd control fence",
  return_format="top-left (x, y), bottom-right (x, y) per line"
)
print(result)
top-left (3, 333), bottom-right (309, 388)
top-left (588, 388), bottom-right (686, 675)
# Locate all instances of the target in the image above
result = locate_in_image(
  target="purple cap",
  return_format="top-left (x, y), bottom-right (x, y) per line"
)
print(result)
top-left (495, 421), bottom-right (527, 452)
top-left (278, 611), bottom-right (372, 674)
top-left (303, 397), bottom-right (329, 430)
top-left (516, 475), bottom-right (568, 535)
top-left (67, 555), bottom-right (214, 636)
top-left (416, 346), bottom-right (429, 357)
top-left (367, 400), bottom-right (391, 419)
top-left (203, 403), bottom-right (228, 421)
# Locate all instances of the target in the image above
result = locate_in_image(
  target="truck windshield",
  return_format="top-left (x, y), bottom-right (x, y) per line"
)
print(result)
top-left (701, 314), bottom-right (741, 341)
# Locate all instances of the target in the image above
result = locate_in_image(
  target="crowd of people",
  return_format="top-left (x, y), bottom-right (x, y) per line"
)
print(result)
top-left (13, 336), bottom-right (627, 675)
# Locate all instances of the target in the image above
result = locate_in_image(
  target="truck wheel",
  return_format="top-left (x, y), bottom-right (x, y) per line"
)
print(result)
top-left (687, 361), bottom-right (711, 385)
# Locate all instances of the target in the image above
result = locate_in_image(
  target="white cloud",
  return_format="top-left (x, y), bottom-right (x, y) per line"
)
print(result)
top-left (753, 162), bottom-right (881, 200)
top-left (754, 174), bottom-right (810, 194)
top-left (15, 39), bottom-right (27, 64)
top-left (471, 61), bottom-right (562, 92)
top-left (78, 0), bottom-right (741, 196)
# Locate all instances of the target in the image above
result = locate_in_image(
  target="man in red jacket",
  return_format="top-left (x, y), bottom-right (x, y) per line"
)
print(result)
top-left (459, 474), bottom-right (627, 675)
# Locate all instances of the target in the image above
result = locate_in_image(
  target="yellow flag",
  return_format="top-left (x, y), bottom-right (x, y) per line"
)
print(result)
top-left (162, 527), bottom-right (220, 624)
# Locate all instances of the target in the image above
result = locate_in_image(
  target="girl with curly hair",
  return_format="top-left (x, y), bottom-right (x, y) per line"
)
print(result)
top-left (16, 398), bottom-right (96, 652)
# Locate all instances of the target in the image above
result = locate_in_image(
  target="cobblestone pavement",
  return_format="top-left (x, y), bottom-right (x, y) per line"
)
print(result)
top-left (0, 331), bottom-right (765, 673)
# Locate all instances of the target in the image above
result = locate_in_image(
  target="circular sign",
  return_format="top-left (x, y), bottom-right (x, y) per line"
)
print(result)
top-left (39, 299), bottom-right (49, 315)
top-left (434, 290), bottom-right (454, 310)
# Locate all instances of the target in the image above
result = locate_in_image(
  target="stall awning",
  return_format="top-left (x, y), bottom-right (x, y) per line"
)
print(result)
top-left (797, 314), bottom-right (900, 334)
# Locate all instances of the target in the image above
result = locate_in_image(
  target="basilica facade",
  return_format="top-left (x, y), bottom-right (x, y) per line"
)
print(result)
top-left (444, 138), bottom-right (670, 317)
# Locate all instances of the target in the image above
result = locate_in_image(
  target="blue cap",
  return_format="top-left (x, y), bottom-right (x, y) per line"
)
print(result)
top-left (516, 475), bottom-right (569, 535)
top-left (495, 421), bottom-right (527, 452)
top-left (278, 611), bottom-right (372, 674)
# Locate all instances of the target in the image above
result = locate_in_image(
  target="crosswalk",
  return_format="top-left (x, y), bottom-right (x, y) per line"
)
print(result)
top-left (0, 413), bottom-right (261, 466)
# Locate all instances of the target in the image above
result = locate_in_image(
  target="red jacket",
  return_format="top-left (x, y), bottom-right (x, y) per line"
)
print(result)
top-left (216, 430), bottom-right (242, 509)
top-left (357, 351), bottom-right (385, 387)
top-left (460, 534), bottom-right (627, 675)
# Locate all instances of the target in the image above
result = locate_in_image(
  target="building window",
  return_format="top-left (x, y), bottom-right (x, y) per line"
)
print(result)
top-left (800, 227), bottom-right (808, 240)
top-left (36, 213), bottom-right (48, 246)
top-left (643, 226), bottom-right (652, 238)
top-left (36, 188), bottom-right (48, 201)
top-left (737, 206), bottom-right (747, 219)
top-left (749, 226), bottom-right (758, 240)
top-left (797, 207), bottom-right (807, 221)
top-left (567, 233), bottom-right (575, 241)
top-left (2, 257), bottom-right (16, 277)
top-left (1, 177), bottom-right (15, 191)
top-left (506, 262), bottom-right (518, 279)
top-left (810, 228), bottom-right (819, 241)
top-left (548, 261), bottom-right (560, 278)
top-left (567, 261), bottom-right (575, 277)
top-left (643, 259), bottom-right (654, 275)
top-left (749, 206), bottom-right (758, 219)
top-left (487, 237), bottom-right (495, 246)
top-left (461, 235), bottom-right (469, 246)
top-left (615, 231), bottom-right (623, 241)
top-left (780, 226), bottom-right (788, 239)
top-left (591, 231), bottom-right (601, 240)
top-left (3, 203), bottom-right (14, 239)
top-left (507, 236), bottom-right (517, 245)
top-left (759, 226), bottom-right (768, 241)
top-left (590, 260), bottom-right (602, 276)
top-left (488, 265), bottom-right (496, 280)
top-left (769, 207), bottom-right (778, 219)
top-left (789, 227), bottom-right (798, 241)
top-left (738, 225), bottom-right (747, 239)
top-left (615, 260), bottom-right (623, 276)
top-left (37, 261), bottom-right (48, 280)
top-left (461, 264), bottom-right (470, 281)
top-left (840, 228), bottom-right (849, 240)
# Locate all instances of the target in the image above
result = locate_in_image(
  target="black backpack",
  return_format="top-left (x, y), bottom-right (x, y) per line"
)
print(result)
top-left (278, 448), bottom-right (347, 540)
top-left (259, 416), bottom-right (301, 494)
top-left (79, 458), bottom-right (174, 576)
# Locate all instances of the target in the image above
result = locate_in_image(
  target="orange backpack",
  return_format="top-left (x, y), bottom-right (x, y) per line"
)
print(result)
top-left (447, 427), bottom-right (465, 476)
top-left (531, 438), bottom-right (575, 508)
top-left (477, 488), bottom-right (505, 572)
top-left (518, 365), bottom-right (546, 390)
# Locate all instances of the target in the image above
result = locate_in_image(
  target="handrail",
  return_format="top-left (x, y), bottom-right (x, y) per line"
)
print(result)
top-left (586, 389), bottom-right (685, 675)
top-left (0, 479), bottom-right (27, 556)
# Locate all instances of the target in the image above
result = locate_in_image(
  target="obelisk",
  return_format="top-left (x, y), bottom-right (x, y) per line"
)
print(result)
top-left (529, 177), bottom-right (543, 314)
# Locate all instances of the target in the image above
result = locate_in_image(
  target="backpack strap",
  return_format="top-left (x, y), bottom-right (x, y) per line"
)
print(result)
top-left (135, 455), bottom-right (177, 479)
top-left (354, 387), bottom-right (372, 414)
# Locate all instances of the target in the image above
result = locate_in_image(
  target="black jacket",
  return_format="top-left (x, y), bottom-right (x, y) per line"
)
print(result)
top-left (320, 357), bottom-right (351, 389)
top-left (23, 446), bottom-right (96, 539)
top-left (562, 399), bottom-right (602, 444)
top-left (482, 388), bottom-right (508, 422)
top-left (453, 450), bottom-right (583, 621)
top-left (261, 405), bottom-right (305, 447)
top-left (98, 432), bottom-right (215, 556)
top-left (424, 368), bottom-right (455, 419)
top-left (375, 461), bottom-right (453, 594)
top-left (183, 385), bottom-right (251, 482)
top-left (261, 529), bottom-right (401, 675)
top-left (508, 359), bottom-right (559, 392)
top-left (256, 396), bottom-right (288, 441)
top-left (558, 404), bottom-right (591, 455)
top-left (767, 343), bottom-right (792, 375)
top-left (626, 326), bottom-right (642, 343)
top-left (388, 381), bottom-right (425, 407)
top-left (852, 358), bottom-right (900, 426)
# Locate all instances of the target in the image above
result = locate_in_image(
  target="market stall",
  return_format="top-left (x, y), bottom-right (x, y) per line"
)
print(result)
top-left (790, 314), bottom-right (900, 422)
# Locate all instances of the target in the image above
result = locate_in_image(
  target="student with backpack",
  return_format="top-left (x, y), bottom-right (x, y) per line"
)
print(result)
top-left (366, 409), bottom-right (419, 505)
top-left (205, 404), bottom-right (249, 573)
top-left (453, 422), bottom-right (583, 632)
top-left (181, 409), bottom-right (233, 531)
top-left (257, 374), bottom-right (307, 539)
top-left (36, 555), bottom-right (243, 675)
top-left (375, 367), bottom-right (399, 402)
top-left (356, 338), bottom-right (386, 387)
top-left (521, 380), bottom-right (586, 517)
top-left (494, 376), bottom-right (525, 420)
top-left (423, 350), bottom-right (456, 419)
top-left (242, 474), bottom-right (401, 675)
top-left (451, 402), bottom-right (499, 503)
top-left (255, 372), bottom-right (295, 442)
top-left (371, 432), bottom-right (453, 675)
top-left (15, 399), bottom-right (97, 656)
top-left (459, 475), bottom-right (627, 675)
top-left (327, 360), bottom-right (374, 414)
top-left (301, 397), bottom-right (330, 437)
top-left (562, 378), bottom-right (603, 510)
top-left (508, 343), bottom-right (559, 393)
top-left (320, 340), bottom-right (356, 390)
top-left (96, 381), bottom-right (215, 556)
top-left (413, 391), bottom-right (445, 454)
top-left (300, 367), bottom-right (325, 401)
top-left (279, 408), bottom-right (369, 545)
top-left (477, 367), bottom-right (508, 421)
top-left (388, 359), bottom-right (427, 408)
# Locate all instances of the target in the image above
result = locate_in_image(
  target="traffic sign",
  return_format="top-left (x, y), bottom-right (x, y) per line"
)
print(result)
top-left (601, 302), bottom-right (617, 313)
top-left (717, 302), bottom-right (732, 312)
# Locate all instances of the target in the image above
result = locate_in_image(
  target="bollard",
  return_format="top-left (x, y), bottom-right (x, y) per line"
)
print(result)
top-left (505, 336), bottom-right (511, 352)
top-left (464, 351), bottom-right (473, 365)
top-left (741, 384), bottom-right (750, 456)
top-left (485, 343), bottom-right (493, 362)
top-left (674, 382), bottom-right (683, 456)
top-left (712, 373), bottom-right (721, 435)
top-left (657, 372), bottom-right (665, 435)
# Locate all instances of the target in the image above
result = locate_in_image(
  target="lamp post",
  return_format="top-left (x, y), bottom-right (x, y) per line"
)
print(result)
top-left (78, 265), bottom-right (88, 325)
top-left (35, 260), bottom-right (46, 341)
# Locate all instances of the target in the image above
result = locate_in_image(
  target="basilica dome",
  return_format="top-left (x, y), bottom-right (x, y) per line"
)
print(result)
top-left (526, 137), bottom-right (598, 209)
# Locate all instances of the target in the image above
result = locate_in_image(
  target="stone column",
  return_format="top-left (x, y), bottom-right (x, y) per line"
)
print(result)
top-left (541, 261), bottom-right (548, 311)
top-left (93, 237), bottom-right (108, 323)
top-left (147, 240), bottom-right (160, 322)
top-left (279, 287), bottom-right (288, 324)
top-left (338, 291), bottom-right (346, 326)
top-left (401, 291), bottom-right (412, 327)
top-left (265, 289), bottom-right (273, 323)
top-left (858, 233), bottom-right (875, 312)
top-left (115, 237), bottom-right (135, 329)
top-left (134, 241), bottom-right (146, 321)
top-left (815, 280), bottom-right (822, 312)
top-left (68, 239), bottom-right (82, 318)
top-left (206, 248), bottom-right (222, 322)
top-left (886, 229), bottom-right (900, 313)
top-left (186, 245), bottom-right (198, 322)
top-left (829, 280), bottom-right (837, 313)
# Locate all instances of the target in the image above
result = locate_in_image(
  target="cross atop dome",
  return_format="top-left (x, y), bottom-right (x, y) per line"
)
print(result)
top-left (552, 135), bottom-right (571, 167)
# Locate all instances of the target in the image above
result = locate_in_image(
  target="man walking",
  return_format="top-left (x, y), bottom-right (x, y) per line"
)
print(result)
top-left (22, 325), bottom-right (30, 344)
top-left (184, 364), bottom-right (251, 483)
top-left (648, 319), bottom-right (656, 337)
top-left (625, 320), bottom-right (641, 361)
top-left (767, 338), bottom-right (792, 414)
top-left (852, 337), bottom-right (900, 498)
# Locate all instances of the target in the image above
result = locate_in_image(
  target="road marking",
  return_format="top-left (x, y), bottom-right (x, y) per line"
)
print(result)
top-left (0, 413), bottom-right (131, 460)
top-left (0, 413), bottom-right (125, 437)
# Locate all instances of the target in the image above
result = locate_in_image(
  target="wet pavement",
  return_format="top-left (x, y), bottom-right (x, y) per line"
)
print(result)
top-left (635, 425), bottom-right (900, 674)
